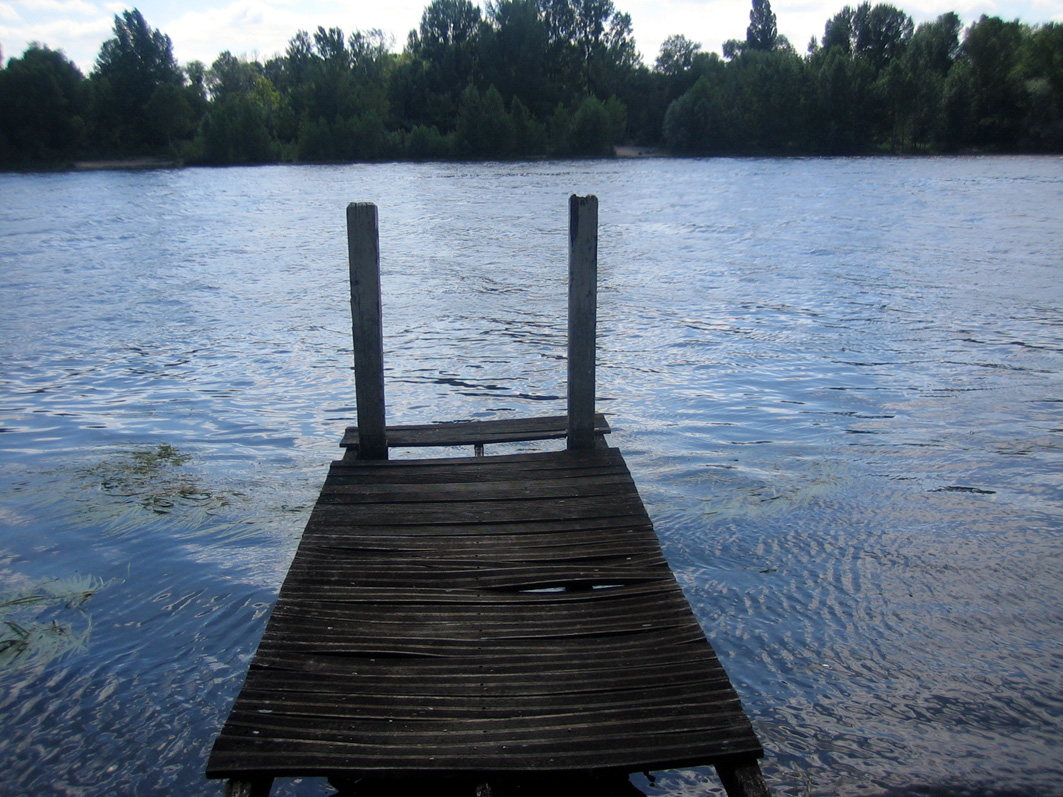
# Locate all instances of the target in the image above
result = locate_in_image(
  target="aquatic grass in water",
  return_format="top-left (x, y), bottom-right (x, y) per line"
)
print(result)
top-left (0, 575), bottom-right (106, 666)
top-left (80, 443), bottom-right (244, 518)
top-left (698, 459), bottom-right (848, 522)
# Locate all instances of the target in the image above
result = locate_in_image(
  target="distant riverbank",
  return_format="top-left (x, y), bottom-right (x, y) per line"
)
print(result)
top-left (72, 157), bottom-right (180, 171)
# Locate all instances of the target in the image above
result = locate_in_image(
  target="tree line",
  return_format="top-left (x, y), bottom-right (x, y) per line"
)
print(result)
top-left (1, 0), bottom-right (1061, 167)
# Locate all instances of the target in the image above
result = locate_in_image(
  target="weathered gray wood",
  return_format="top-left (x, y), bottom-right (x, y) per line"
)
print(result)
top-left (717, 760), bottom-right (773, 797)
top-left (347, 202), bottom-right (388, 460)
top-left (207, 445), bottom-right (763, 784)
top-left (340, 413), bottom-right (610, 449)
top-left (207, 204), bottom-right (768, 791)
top-left (225, 776), bottom-right (272, 797)
top-left (568, 194), bottom-right (599, 450)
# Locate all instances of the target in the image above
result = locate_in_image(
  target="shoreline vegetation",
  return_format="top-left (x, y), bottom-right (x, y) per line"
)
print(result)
top-left (2, 0), bottom-right (1061, 171)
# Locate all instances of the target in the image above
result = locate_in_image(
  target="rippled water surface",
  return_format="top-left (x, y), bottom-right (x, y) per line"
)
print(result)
top-left (1, 157), bottom-right (1061, 795)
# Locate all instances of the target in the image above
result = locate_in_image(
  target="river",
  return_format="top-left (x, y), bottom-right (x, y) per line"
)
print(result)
top-left (1, 157), bottom-right (1061, 795)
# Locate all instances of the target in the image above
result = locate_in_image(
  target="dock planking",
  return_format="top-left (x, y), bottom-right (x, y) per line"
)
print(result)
top-left (206, 198), bottom-right (769, 796)
top-left (207, 430), bottom-right (764, 787)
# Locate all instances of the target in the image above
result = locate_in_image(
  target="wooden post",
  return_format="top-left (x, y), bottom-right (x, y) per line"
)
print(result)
top-left (567, 194), bottom-right (598, 450)
top-left (716, 760), bottom-right (772, 797)
top-left (225, 776), bottom-right (273, 797)
top-left (347, 202), bottom-right (388, 460)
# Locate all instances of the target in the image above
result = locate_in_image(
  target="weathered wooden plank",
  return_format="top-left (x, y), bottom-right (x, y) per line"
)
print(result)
top-left (208, 431), bottom-right (764, 789)
top-left (208, 722), bottom-right (761, 775)
top-left (332, 443), bottom-right (619, 470)
top-left (252, 637), bottom-right (708, 663)
top-left (253, 628), bottom-right (714, 661)
top-left (300, 515), bottom-right (654, 539)
top-left (293, 535), bottom-right (660, 559)
top-left (317, 473), bottom-right (636, 503)
top-left (229, 677), bottom-right (735, 712)
top-left (233, 669), bottom-right (735, 706)
top-left (306, 493), bottom-right (648, 526)
top-left (220, 704), bottom-right (751, 746)
top-left (275, 566), bottom-right (669, 593)
top-left (283, 547), bottom-right (668, 569)
top-left (271, 580), bottom-right (676, 606)
top-left (261, 612), bottom-right (701, 645)
top-left (268, 590), bottom-right (689, 623)
top-left (325, 461), bottom-right (631, 486)
top-left (211, 720), bottom-right (760, 765)
top-left (340, 414), bottom-right (610, 450)
top-left (248, 639), bottom-right (724, 677)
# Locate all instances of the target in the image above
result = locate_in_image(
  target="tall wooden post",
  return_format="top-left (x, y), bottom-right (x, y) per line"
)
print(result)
top-left (567, 194), bottom-right (598, 450)
top-left (347, 202), bottom-right (388, 460)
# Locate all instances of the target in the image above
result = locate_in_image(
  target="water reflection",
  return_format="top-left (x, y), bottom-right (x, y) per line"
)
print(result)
top-left (0, 157), bottom-right (1062, 795)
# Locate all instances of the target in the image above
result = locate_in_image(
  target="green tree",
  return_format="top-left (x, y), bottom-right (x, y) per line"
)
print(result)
top-left (509, 95), bottom-right (548, 153)
top-left (820, 3), bottom-right (912, 70)
top-left (207, 51), bottom-right (261, 99)
top-left (1017, 23), bottom-right (1063, 150)
top-left (906, 11), bottom-right (961, 75)
top-left (480, 0), bottom-right (551, 116)
top-left (456, 84), bottom-right (514, 155)
top-left (655, 35), bottom-right (701, 75)
top-left (662, 70), bottom-right (731, 153)
top-left (746, 0), bottom-right (778, 51)
top-left (811, 44), bottom-right (876, 152)
top-left (539, 0), bottom-right (639, 102)
top-left (894, 13), bottom-right (962, 149)
top-left (727, 0), bottom-right (791, 59)
top-left (822, 6), bottom-right (857, 54)
top-left (145, 82), bottom-right (193, 148)
top-left (562, 94), bottom-right (623, 155)
top-left (0, 44), bottom-right (88, 163)
top-left (91, 8), bottom-right (183, 151)
top-left (855, 3), bottom-right (913, 70)
top-left (406, 0), bottom-right (483, 130)
top-left (197, 53), bottom-right (283, 163)
top-left (590, 7), bottom-right (640, 100)
top-left (183, 60), bottom-right (210, 120)
top-left (731, 49), bottom-right (810, 151)
top-left (961, 15), bottom-right (1026, 149)
top-left (405, 123), bottom-right (454, 158)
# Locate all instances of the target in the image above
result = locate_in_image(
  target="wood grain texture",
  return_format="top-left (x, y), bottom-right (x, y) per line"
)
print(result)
top-left (207, 440), bottom-right (762, 783)
top-left (567, 195), bottom-right (598, 450)
top-left (347, 202), bottom-right (387, 460)
top-left (339, 414), bottom-right (610, 451)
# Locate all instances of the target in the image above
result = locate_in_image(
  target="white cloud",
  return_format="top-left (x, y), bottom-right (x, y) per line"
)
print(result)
top-left (15, 0), bottom-right (98, 15)
top-left (0, 2), bottom-right (23, 22)
top-left (165, 0), bottom-right (426, 64)
top-left (1, 13), bottom-right (111, 66)
top-left (167, 0), bottom-right (314, 63)
top-left (627, 0), bottom-right (751, 59)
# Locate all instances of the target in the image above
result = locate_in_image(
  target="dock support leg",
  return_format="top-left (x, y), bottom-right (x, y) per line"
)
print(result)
top-left (225, 776), bottom-right (273, 797)
top-left (715, 760), bottom-right (771, 797)
top-left (567, 194), bottom-right (598, 451)
top-left (347, 202), bottom-right (388, 460)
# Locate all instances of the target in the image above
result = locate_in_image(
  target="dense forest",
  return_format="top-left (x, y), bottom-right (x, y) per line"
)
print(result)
top-left (1, 0), bottom-right (1061, 167)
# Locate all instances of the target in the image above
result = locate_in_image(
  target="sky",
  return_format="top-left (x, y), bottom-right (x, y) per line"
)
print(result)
top-left (2, 0), bottom-right (1062, 75)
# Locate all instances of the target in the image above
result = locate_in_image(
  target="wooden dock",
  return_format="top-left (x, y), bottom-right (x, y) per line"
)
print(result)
top-left (206, 198), bottom-right (769, 796)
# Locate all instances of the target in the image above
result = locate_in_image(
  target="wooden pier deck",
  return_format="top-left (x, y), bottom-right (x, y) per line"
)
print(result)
top-left (206, 198), bottom-right (769, 796)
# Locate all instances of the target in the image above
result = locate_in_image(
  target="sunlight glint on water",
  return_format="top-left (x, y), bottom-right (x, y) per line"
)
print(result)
top-left (1, 157), bottom-right (1062, 796)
